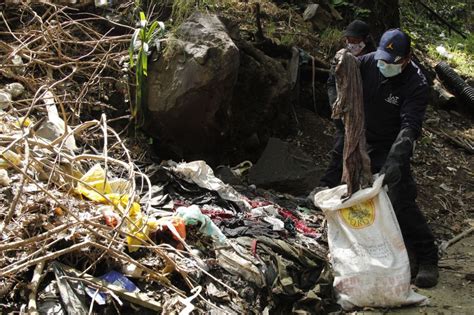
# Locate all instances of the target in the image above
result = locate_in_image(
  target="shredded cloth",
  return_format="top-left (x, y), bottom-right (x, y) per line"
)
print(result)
top-left (332, 49), bottom-right (372, 198)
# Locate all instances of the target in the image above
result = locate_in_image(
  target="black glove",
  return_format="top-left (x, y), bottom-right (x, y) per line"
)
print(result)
top-left (380, 162), bottom-right (401, 186)
top-left (380, 128), bottom-right (417, 187)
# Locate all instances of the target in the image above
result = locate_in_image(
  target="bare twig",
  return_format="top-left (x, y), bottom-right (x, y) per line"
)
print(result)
top-left (27, 261), bottom-right (46, 315)
top-left (440, 227), bottom-right (474, 253)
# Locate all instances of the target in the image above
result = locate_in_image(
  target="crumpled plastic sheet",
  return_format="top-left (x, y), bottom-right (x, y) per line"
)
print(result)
top-left (51, 262), bottom-right (89, 314)
top-left (171, 161), bottom-right (251, 211)
top-left (176, 205), bottom-right (227, 245)
top-left (75, 164), bottom-right (156, 252)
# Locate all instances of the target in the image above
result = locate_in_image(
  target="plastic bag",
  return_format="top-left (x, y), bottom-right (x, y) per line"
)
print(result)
top-left (85, 270), bottom-right (139, 305)
top-left (0, 149), bottom-right (21, 169)
top-left (36, 91), bottom-right (77, 151)
top-left (176, 205), bottom-right (227, 245)
top-left (173, 161), bottom-right (251, 210)
top-left (313, 176), bottom-right (428, 310)
top-left (76, 164), bottom-right (152, 252)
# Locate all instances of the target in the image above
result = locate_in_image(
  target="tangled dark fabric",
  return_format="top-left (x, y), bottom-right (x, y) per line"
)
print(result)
top-left (332, 49), bottom-right (372, 197)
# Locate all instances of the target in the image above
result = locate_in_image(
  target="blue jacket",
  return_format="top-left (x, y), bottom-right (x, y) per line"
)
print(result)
top-left (359, 52), bottom-right (429, 150)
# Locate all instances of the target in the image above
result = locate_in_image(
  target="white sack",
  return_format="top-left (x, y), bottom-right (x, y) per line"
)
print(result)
top-left (313, 176), bottom-right (428, 310)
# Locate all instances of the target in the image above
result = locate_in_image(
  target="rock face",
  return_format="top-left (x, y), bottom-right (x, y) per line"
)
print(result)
top-left (146, 13), bottom-right (292, 163)
top-left (248, 138), bottom-right (324, 195)
top-left (146, 12), bottom-right (240, 160)
top-left (225, 40), bottom-right (292, 163)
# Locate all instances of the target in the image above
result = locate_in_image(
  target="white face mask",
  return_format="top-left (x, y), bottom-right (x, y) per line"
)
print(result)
top-left (346, 41), bottom-right (366, 56)
top-left (377, 60), bottom-right (403, 77)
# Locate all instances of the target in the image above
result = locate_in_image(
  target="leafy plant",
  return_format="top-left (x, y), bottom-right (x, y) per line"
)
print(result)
top-left (400, 0), bottom-right (473, 77)
top-left (171, 0), bottom-right (216, 26)
top-left (330, 0), bottom-right (348, 6)
top-left (319, 27), bottom-right (344, 57)
top-left (353, 7), bottom-right (371, 19)
top-left (129, 12), bottom-right (165, 126)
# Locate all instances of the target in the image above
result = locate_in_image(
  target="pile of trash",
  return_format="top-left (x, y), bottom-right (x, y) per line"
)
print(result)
top-left (0, 98), bottom-right (331, 314)
top-left (0, 3), bottom-right (335, 313)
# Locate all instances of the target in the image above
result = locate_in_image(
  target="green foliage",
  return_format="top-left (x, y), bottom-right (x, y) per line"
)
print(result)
top-left (400, 0), bottom-right (473, 77)
top-left (319, 27), bottom-right (344, 57)
top-left (129, 11), bottom-right (165, 126)
top-left (426, 39), bottom-right (474, 77)
top-left (330, 0), bottom-right (371, 20)
top-left (353, 7), bottom-right (370, 19)
top-left (171, 0), bottom-right (230, 26)
top-left (330, 0), bottom-right (348, 6)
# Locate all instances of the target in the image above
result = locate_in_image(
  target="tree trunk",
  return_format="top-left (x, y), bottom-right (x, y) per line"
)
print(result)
top-left (353, 0), bottom-right (400, 42)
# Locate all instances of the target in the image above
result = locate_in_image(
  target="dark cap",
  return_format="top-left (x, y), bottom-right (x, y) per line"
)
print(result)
top-left (374, 29), bottom-right (411, 63)
top-left (343, 20), bottom-right (370, 38)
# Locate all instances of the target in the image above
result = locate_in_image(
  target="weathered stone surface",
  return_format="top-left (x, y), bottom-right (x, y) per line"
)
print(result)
top-left (147, 13), bottom-right (293, 164)
top-left (224, 40), bottom-right (292, 163)
top-left (248, 138), bottom-right (324, 195)
top-left (303, 4), bottom-right (333, 31)
top-left (146, 12), bottom-right (240, 160)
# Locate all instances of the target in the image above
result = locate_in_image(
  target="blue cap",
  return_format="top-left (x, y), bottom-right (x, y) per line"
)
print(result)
top-left (374, 29), bottom-right (411, 63)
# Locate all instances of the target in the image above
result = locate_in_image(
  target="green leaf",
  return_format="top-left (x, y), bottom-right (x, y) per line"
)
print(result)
top-left (146, 21), bottom-right (159, 41)
top-left (139, 11), bottom-right (147, 27)
top-left (129, 28), bottom-right (141, 67)
top-left (331, 0), bottom-right (345, 5)
top-left (142, 54), bottom-right (148, 76)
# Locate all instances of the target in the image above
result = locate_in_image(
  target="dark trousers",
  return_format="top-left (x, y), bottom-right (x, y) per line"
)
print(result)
top-left (320, 137), bottom-right (438, 265)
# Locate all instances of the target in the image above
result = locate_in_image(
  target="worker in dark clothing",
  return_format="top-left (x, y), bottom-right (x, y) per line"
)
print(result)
top-left (319, 29), bottom-right (439, 288)
top-left (327, 20), bottom-right (376, 108)
top-left (323, 20), bottom-right (376, 189)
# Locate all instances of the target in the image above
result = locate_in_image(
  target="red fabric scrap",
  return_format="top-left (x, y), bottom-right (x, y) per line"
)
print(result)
top-left (279, 209), bottom-right (318, 237)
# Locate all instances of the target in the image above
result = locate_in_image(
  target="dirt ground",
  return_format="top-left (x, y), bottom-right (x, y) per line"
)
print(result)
top-left (287, 105), bottom-right (474, 314)
top-left (361, 234), bottom-right (474, 315)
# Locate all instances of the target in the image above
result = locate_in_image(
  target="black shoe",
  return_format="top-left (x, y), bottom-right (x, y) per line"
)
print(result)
top-left (414, 264), bottom-right (439, 288)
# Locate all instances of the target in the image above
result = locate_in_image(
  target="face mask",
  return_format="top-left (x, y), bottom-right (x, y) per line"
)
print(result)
top-left (346, 41), bottom-right (366, 56)
top-left (377, 60), bottom-right (403, 77)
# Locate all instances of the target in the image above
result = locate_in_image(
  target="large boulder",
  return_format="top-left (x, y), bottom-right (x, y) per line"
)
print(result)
top-left (248, 138), bottom-right (324, 195)
top-left (146, 12), bottom-right (240, 160)
top-left (146, 13), bottom-right (293, 164)
top-left (224, 39), bottom-right (292, 163)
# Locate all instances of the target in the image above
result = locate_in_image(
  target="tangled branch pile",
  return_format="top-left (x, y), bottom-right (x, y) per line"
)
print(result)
top-left (0, 4), bottom-right (331, 314)
top-left (0, 3), bottom-right (214, 313)
top-left (0, 2), bottom-right (133, 121)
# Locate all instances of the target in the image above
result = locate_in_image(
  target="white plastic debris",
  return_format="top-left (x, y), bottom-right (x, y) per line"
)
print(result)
top-left (0, 90), bottom-right (12, 110)
top-left (216, 247), bottom-right (265, 288)
top-left (122, 263), bottom-right (143, 278)
top-left (436, 45), bottom-right (452, 59)
top-left (4, 83), bottom-right (25, 98)
top-left (0, 169), bottom-right (11, 186)
top-left (173, 161), bottom-right (251, 210)
top-left (11, 55), bottom-right (25, 75)
top-left (35, 91), bottom-right (77, 151)
top-left (95, 0), bottom-right (111, 7)
top-left (262, 216), bottom-right (285, 231)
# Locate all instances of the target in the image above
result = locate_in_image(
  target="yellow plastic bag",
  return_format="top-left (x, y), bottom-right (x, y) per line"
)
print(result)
top-left (13, 116), bottom-right (32, 128)
top-left (75, 164), bottom-right (112, 202)
top-left (0, 149), bottom-right (22, 169)
top-left (75, 164), bottom-right (156, 252)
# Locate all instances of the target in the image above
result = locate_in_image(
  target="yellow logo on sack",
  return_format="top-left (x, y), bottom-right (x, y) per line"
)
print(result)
top-left (339, 198), bottom-right (375, 229)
